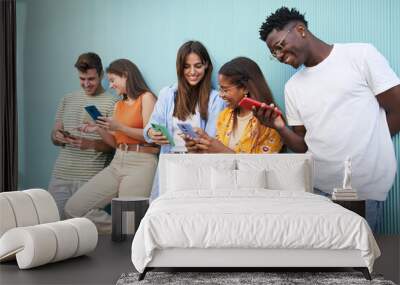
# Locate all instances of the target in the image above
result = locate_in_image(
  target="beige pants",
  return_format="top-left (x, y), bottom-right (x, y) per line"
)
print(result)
top-left (48, 177), bottom-right (87, 219)
top-left (64, 149), bottom-right (158, 234)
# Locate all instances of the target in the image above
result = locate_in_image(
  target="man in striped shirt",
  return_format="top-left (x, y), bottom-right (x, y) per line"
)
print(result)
top-left (49, 52), bottom-right (118, 218)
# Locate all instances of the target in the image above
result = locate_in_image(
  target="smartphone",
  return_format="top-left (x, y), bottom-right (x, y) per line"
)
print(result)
top-left (84, 105), bottom-right (103, 121)
top-left (59, 129), bottom-right (74, 138)
top-left (177, 123), bottom-right (198, 138)
top-left (238, 97), bottom-right (282, 116)
top-left (151, 123), bottom-right (175, 146)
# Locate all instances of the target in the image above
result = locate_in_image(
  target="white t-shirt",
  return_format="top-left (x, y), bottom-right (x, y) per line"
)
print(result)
top-left (285, 43), bottom-right (399, 201)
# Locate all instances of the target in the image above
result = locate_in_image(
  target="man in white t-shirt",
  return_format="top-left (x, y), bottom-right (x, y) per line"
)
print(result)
top-left (256, 7), bottom-right (400, 231)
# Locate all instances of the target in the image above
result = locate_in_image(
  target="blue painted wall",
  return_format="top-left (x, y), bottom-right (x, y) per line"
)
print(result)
top-left (16, 0), bottom-right (400, 233)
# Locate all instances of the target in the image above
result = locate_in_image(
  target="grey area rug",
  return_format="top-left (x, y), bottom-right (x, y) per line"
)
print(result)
top-left (116, 271), bottom-right (396, 285)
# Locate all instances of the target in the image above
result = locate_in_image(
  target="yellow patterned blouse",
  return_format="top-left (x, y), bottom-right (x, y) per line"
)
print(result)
top-left (216, 108), bottom-right (283, 153)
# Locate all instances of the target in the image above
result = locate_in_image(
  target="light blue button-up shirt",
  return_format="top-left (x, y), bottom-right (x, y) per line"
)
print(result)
top-left (144, 84), bottom-right (226, 198)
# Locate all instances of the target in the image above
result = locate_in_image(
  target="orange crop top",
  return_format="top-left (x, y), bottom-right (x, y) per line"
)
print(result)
top-left (113, 95), bottom-right (145, 145)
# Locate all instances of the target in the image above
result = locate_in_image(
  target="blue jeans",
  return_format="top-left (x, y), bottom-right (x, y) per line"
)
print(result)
top-left (313, 189), bottom-right (383, 232)
top-left (365, 200), bottom-right (384, 232)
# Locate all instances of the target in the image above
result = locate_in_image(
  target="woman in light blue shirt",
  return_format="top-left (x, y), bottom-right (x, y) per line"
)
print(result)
top-left (144, 40), bottom-right (225, 198)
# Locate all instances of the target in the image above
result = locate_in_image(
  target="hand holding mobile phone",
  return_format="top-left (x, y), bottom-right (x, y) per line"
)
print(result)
top-left (151, 123), bottom-right (175, 146)
top-left (58, 129), bottom-right (76, 139)
top-left (177, 123), bottom-right (198, 138)
top-left (58, 129), bottom-right (71, 137)
top-left (55, 129), bottom-right (76, 145)
top-left (239, 97), bottom-right (282, 116)
top-left (84, 105), bottom-right (103, 121)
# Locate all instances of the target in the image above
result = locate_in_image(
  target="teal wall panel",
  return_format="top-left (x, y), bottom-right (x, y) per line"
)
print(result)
top-left (16, 0), bottom-right (400, 233)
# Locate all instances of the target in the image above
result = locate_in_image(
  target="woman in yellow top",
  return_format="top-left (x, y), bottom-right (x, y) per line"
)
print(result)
top-left (185, 57), bottom-right (283, 153)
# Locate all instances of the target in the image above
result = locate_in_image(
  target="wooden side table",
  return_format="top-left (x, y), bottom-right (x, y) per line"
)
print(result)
top-left (111, 197), bottom-right (149, 242)
top-left (332, 199), bottom-right (365, 218)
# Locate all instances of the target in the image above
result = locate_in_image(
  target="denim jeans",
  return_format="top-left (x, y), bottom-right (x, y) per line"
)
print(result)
top-left (313, 189), bottom-right (383, 232)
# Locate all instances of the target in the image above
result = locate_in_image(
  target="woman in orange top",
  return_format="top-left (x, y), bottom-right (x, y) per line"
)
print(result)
top-left (64, 59), bottom-right (158, 234)
top-left (185, 57), bottom-right (283, 154)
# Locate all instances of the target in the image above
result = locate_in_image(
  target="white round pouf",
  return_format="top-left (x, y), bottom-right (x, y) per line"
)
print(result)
top-left (65, 218), bottom-right (98, 257)
top-left (0, 196), bottom-right (17, 237)
top-left (1, 191), bottom-right (39, 227)
top-left (42, 221), bottom-right (79, 262)
top-left (24, 189), bottom-right (60, 223)
top-left (0, 218), bottom-right (98, 269)
top-left (0, 225), bottom-right (57, 269)
top-left (0, 189), bottom-right (98, 269)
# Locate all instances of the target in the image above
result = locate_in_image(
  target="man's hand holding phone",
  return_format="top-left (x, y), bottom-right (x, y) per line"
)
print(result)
top-left (53, 127), bottom-right (94, 150)
top-left (53, 128), bottom-right (76, 145)
top-left (239, 97), bottom-right (282, 116)
top-left (238, 97), bottom-right (285, 130)
top-left (58, 129), bottom-right (75, 138)
top-left (252, 102), bottom-right (285, 131)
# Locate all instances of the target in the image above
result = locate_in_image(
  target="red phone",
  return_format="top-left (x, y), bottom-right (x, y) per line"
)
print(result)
top-left (238, 97), bottom-right (282, 116)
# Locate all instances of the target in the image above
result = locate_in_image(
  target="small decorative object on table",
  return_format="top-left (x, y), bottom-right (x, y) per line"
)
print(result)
top-left (112, 197), bottom-right (149, 242)
top-left (332, 157), bottom-right (358, 200)
top-left (332, 157), bottom-right (365, 217)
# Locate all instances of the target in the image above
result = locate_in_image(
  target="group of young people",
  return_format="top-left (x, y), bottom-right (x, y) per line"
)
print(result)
top-left (49, 7), bottom-right (400, 233)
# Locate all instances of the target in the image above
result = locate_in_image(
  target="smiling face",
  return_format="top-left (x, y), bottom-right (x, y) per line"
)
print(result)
top-left (78, 68), bottom-right (102, 95)
top-left (266, 23), bottom-right (308, 68)
top-left (107, 73), bottom-right (127, 96)
top-left (183, 52), bottom-right (208, 87)
top-left (218, 74), bottom-right (247, 109)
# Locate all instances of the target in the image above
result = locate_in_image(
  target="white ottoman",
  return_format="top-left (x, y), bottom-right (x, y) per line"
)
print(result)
top-left (0, 218), bottom-right (98, 269)
top-left (0, 189), bottom-right (98, 269)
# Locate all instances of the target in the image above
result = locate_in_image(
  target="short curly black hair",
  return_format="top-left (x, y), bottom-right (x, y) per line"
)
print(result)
top-left (259, 7), bottom-right (308, 41)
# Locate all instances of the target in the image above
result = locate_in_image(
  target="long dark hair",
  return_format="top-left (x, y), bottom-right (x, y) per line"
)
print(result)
top-left (219, 57), bottom-right (276, 128)
top-left (174, 41), bottom-right (213, 121)
top-left (106, 59), bottom-right (154, 100)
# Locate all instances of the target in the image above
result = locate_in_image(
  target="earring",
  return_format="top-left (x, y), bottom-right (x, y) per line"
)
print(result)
top-left (302, 33), bottom-right (305, 37)
top-left (244, 92), bottom-right (248, 97)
